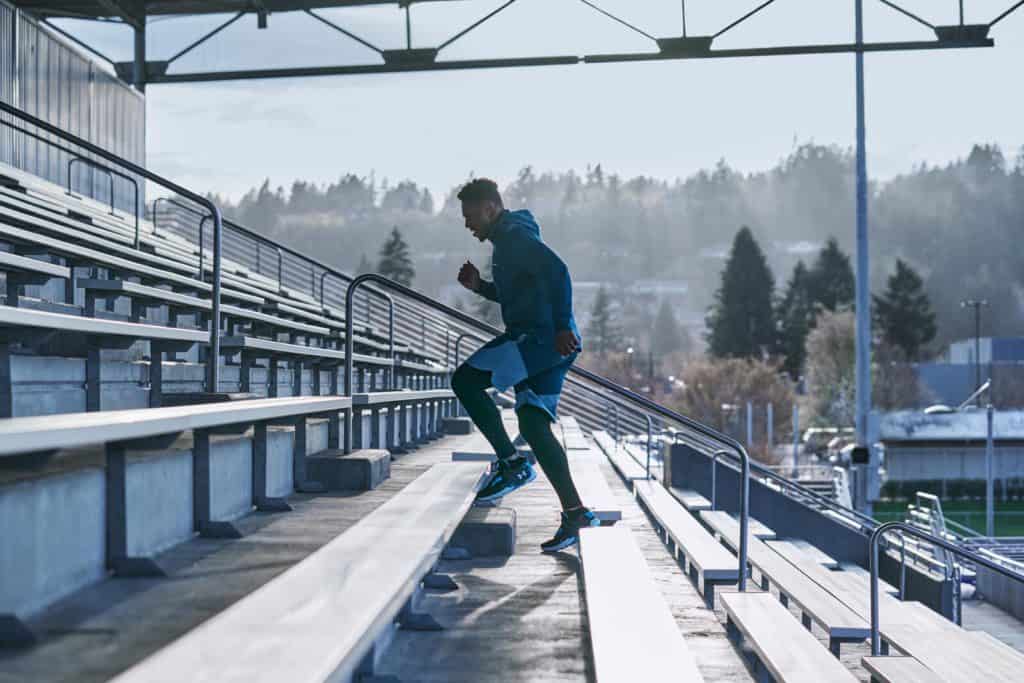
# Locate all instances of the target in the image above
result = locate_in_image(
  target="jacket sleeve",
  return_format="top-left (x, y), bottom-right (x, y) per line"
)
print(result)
top-left (475, 279), bottom-right (500, 302)
top-left (515, 235), bottom-right (574, 331)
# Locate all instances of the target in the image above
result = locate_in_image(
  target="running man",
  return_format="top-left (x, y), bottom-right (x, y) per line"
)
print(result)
top-left (451, 178), bottom-right (598, 553)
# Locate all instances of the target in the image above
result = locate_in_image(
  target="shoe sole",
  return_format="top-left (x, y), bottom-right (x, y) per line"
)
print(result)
top-left (475, 468), bottom-right (537, 503)
top-left (541, 518), bottom-right (600, 553)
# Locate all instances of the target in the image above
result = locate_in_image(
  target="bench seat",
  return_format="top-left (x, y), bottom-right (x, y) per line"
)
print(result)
top-left (592, 430), bottom-right (650, 481)
top-left (567, 452), bottom-right (621, 522)
top-left (721, 592), bottom-right (858, 683)
top-left (635, 479), bottom-right (738, 606)
top-left (110, 462), bottom-right (489, 683)
top-left (701, 510), bottom-right (869, 655)
top-left (669, 486), bottom-right (711, 511)
top-left (220, 335), bottom-right (389, 366)
top-left (78, 279), bottom-right (263, 317)
top-left (579, 526), bottom-right (704, 683)
top-left (0, 222), bottom-right (211, 294)
top-left (861, 656), bottom-right (944, 683)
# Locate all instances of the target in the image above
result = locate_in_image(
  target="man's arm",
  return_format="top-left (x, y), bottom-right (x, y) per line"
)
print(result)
top-left (516, 235), bottom-right (574, 333)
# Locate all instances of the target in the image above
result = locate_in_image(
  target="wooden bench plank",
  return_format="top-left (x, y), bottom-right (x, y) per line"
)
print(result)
top-left (0, 251), bottom-right (70, 279)
top-left (635, 479), bottom-right (737, 607)
top-left (219, 336), bottom-right (390, 365)
top-left (579, 526), bottom-right (705, 683)
top-left (0, 395), bottom-right (351, 457)
top-left (701, 510), bottom-right (869, 651)
top-left (0, 304), bottom-right (207, 343)
top-left (592, 430), bottom-right (649, 481)
top-left (111, 462), bottom-right (488, 683)
top-left (0, 222), bottom-right (211, 293)
top-left (353, 390), bottom-right (454, 405)
top-left (721, 592), bottom-right (858, 683)
top-left (567, 455), bottom-right (621, 523)
top-left (669, 486), bottom-right (711, 511)
top-left (861, 656), bottom-right (945, 683)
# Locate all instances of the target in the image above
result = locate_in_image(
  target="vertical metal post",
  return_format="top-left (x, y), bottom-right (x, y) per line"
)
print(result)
top-left (645, 414), bottom-right (654, 479)
top-left (766, 403), bottom-right (774, 452)
top-left (405, 4), bottom-right (412, 48)
top-left (746, 401), bottom-right (753, 447)
top-left (975, 304), bottom-right (982, 401)
top-left (208, 207), bottom-right (223, 392)
top-left (854, 0), bottom-right (872, 458)
top-left (133, 19), bottom-right (146, 92)
top-left (792, 403), bottom-right (800, 479)
top-left (986, 403), bottom-right (995, 537)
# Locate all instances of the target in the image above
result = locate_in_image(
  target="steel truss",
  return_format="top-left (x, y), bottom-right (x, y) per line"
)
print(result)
top-left (29, 0), bottom-right (1024, 85)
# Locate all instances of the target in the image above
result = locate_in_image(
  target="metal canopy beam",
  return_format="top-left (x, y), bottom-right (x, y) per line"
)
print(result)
top-left (15, 1), bottom-right (458, 20)
top-left (144, 37), bottom-right (994, 84)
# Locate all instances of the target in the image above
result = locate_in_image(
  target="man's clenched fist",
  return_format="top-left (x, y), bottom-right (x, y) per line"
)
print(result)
top-left (555, 330), bottom-right (580, 356)
top-left (458, 260), bottom-right (481, 292)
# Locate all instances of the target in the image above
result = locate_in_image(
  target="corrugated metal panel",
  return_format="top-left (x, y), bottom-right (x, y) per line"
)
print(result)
top-left (1, 8), bottom-right (144, 217)
top-left (0, 1), bottom-right (16, 167)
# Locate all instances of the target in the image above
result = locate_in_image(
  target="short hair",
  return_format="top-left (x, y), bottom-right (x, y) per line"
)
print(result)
top-left (457, 178), bottom-right (502, 206)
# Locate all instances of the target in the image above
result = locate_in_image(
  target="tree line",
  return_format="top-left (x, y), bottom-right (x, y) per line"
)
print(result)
top-left (211, 142), bottom-right (1023, 350)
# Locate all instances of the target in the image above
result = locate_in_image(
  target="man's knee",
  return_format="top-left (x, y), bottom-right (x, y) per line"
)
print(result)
top-left (451, 363), bottom-right (484, 398)
top-left (516, 405), bottom-right (552, 443)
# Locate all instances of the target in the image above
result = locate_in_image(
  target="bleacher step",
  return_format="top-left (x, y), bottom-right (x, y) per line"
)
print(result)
top-left (447, 506), bottom-right (516, 557)
top-left (721, 591), bottom-right (859, 682)
top-left (307, 448), bottom-right (391, 491)
top-left (861, 656), bottom-right (945, 683)
top-left (579, 526), bottom-right (705, 682)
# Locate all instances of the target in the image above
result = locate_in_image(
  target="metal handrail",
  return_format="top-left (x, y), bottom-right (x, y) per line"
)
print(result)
top-left (869, 521), bottom-right (1024, 655)
top-left (67, 157), bottom-right (115, 216)
top-left (680, 433), bottom-right (878, 531)
top-left (0, 100), bottom-right (225, 392)
top-left (0, 118), bottom-right (142, 250)
top-left (67, 157), bottom-right (141, 249)
top-left (343, 272), bottom-right (753, 591)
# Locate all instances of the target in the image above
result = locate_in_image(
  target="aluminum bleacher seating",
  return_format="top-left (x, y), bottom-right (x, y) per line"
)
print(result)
top-left (107, 462), bottom-right (488, 683)
top-left (579, 525), bottom-right (706, 683)
top-left (701, 509), bottom-right (870, 655)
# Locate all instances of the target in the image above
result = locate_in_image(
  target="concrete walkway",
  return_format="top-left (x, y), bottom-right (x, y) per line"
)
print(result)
top-left (375, 414), bottom-right (753, 682)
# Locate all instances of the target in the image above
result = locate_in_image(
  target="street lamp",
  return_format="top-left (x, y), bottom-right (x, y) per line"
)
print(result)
top-left (960, 299), bottom-right (989, 405)
top-left (924, 379), bottom-right (996, 537)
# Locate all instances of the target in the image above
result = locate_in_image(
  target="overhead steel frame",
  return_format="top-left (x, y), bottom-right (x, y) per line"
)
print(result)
top-left (35, 0), bottom-right (1024, 509)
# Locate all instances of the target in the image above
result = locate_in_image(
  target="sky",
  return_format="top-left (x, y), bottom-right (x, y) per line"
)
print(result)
top-left (54, 0), bottom-right (1024, 204)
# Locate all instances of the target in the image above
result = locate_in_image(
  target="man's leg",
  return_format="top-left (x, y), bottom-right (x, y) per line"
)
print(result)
top-left (450, 363), bottom-right (516, 460)
top-left (517, 405), bottom-right (583, 511)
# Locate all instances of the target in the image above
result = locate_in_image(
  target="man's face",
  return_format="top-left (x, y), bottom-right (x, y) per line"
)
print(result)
top-left (462, 200), bottom-right (500, 242)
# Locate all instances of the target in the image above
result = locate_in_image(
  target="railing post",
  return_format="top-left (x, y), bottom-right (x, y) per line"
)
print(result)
top-left (645, 414), bottom-right (654, 479)
top-left (869, 521), bottom-right (1024, 656)
top-left (207, 207), bottom-right (223, 392)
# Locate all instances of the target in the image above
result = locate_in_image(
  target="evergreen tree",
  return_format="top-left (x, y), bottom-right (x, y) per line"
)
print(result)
top-left (587, 285), bottom-right (624, 354)
top-left (873, 259), bottom-right (937, 360)
top-left (377, 226), bottom-right (415, 286)
top-left (651, 299), bottom-right (685, 357)
top-left (706, 227), bottom-right (776, 359)
top-left (775, 260), bottom-right (817, 378)
top-left (809, 237), bottom-right (854, 311)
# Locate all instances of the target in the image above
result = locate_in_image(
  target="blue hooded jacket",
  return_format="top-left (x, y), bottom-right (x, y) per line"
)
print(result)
top-left (475, 209), bottom-right (581, 377)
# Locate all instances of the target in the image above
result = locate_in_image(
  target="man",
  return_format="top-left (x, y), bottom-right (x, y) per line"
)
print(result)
top-left (451, 178), bottom-right (598, 553)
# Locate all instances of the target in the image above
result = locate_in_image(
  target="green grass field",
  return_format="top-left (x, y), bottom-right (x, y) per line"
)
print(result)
top-left (873, 500), bottom-right (1024, 537)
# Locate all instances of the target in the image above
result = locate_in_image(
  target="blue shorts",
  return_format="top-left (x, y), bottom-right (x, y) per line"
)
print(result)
top-left (465, 333), bottom-right (576, 422)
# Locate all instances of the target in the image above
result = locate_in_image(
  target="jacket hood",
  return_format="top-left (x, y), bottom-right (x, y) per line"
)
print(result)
top-left (492, 209), bottom-right (540, 241)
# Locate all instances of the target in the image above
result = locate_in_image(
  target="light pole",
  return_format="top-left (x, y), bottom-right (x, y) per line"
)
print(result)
top-left (960, 299), bottom-right (989, 404)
